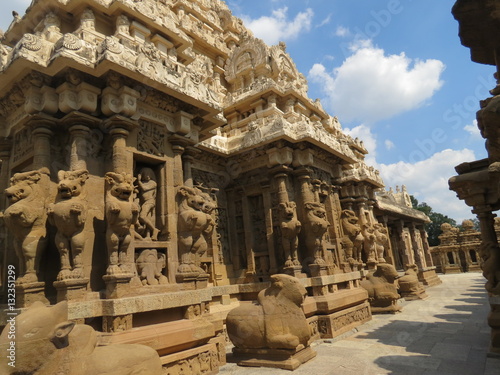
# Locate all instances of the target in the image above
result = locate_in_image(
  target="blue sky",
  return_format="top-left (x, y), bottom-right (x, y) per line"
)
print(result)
top-left (0, 0), bottom-right (495, 222)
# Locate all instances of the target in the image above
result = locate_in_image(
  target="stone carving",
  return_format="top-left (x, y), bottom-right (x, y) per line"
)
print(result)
top-left (47, 169), bottom-right (89, 281)
top-left (374, 223), bottom-right (389, 263)
top-left (479, 241), bottom-right (500, 294)
top-left (2, 168), bottom-right (49, 284)
top-left (0, 301), bottom-right (162, 374)
top-left (398, 264), bottom-right (427, 300)
top-left (227, 274), bottom-right (311, 349)
top-left (362, 224), bottom-right (377, 264)
top-left (360, 263), bottom-right (401, 313)
top-left (341, 209), bottom-right (364, 263)
top-left (136, 248), bottom-right (168, 285)
top-left (304, 202), bottom-right (329, 265)
top-left (135, 167), bottom-right (160, 240)
top-left (105, 172), bottom-right (139, 276)
top-left (278, 201), bottom-right (301, 267)
top-left (177, 186), bottom-right (215, 275)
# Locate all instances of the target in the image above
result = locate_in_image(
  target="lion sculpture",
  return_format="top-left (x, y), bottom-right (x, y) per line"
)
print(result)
top-left (340, 209), bottom-right (363, 263)
top-left (278, 201), bottom-right (301, 268)
top-left (360, 263), bottom-right (401, 313)
top-left (105, 172), bottom-right (139, 276)
top-left (303, 202), bottom-right (329, 265)
top-left (177, 186), bottom-right (215, 275)
top-left (47, 169), bottom-right (89, 281)
top-left (0, 301), bottom-right (162, 375)
top-left (2, 168), bottom-right (49, 284)
top-left (226, 274), bottom-right (311, 350)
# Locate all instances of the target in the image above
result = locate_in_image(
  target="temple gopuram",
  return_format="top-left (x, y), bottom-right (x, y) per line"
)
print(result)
top-left (450, 0), bottom-right (500, 357)
top-left (0, 0), bottom-right (440, 372)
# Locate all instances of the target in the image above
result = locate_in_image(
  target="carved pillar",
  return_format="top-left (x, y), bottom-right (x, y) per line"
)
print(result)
top-left (182, 147), bottom-right (200, 188)
top-left (296, 168), bottom-right (314, 203)
top-left (262, 182), bottom-right (277, 275)
top-left (69, 125), bottom-right (90, 171)
top-left (241, 194), bottom-right (256, 276)
top-left (275, 172), bottom-right (289, 203)
top-left (419, 225), bottom-right (433, 267)
top-left (395, 220), bottom-right (411, 267)
top-left (31, 124), bottom-right (54, 171)
top-left (172, 144), bottom-right (184, 188)
top-left (0, 139), bottom-right (12, 211)
top-left (409, 223), bottom-right (424, 269)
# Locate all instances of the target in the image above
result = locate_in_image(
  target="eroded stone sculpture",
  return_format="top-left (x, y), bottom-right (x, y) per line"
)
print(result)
top-left (136, 248), bottom-right (168, 285)
top-left (2, 168), bottom-right (49, 284)
top-left (0, 301), bottom-right (162, 375)
top-left (226, 274), bottom-right (316, 370)
top-left (304, 202), bottom-right (329, 265)
top-left (373, 223), bottom-right (389, 263)
top-left (136, 167), bottom-right (160, 241)
top-left (177, 186), bottom-right (215, 275)
top-left (279, 201), bottom-right (301, 268)
top-left (360, 263), bottom-right (401, 313)
top-left (47, 169), bottom-right (89, 280)
top-left (398, 264), bottom-right (427, 300)
top-left (362, 224), bottom-right (377, 264)
top-left (105, 172), bottom-right (138, 276)
top-left (341, 209), bottom-right (363, 264)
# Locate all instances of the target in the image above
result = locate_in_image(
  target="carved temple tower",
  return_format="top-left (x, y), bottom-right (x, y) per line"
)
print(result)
top-left (0, 0), bottom-right (439, 371)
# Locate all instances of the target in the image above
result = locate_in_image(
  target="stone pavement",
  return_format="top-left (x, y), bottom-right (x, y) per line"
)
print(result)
top-left (220, 273), bottom-right (500, 375)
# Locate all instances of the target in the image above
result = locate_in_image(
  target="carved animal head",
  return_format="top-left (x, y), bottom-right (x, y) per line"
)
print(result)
top-left (0, 301), bottom-right (75, 374)
top-left (4, 169), bottom-right (46, 204)
top-left (341, 209), bottom-right (359, 225)
top-left (304, 202), bottom-right (327, 219)
top-left (200, 191), bottom-right (216, 214)
top-left (374, 263), bottom-right (399, 283)
top-left (105, 172), bottom-right (134, 201)
top-left (265, 274), bottom-right (307, 307)
top-left (279, 201), bottom-right (296, 220)
top-left (178, 186), bottom-right (205, 211)
top-left (57, 169), bottom-right (88, 199)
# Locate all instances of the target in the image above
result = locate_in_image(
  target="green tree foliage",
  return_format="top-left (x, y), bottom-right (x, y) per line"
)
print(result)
top-left (410, 196), bottom-right (457, 246)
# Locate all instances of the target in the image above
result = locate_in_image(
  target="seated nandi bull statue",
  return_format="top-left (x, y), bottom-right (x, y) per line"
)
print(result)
top-left (226, 274), bottom-right (316, 370)
top-left (47, 169), bottom-right (89, 281)
top-left (398, 264), bottom-right (427, 300)
top-left (360, 263), bottom-right (401, 313)
top-left (105, 172), bottom-right (139, 276)
top-left (0, 301), bottom-right (162, 374)
top-left (1, 168), bottom-right (49, 284)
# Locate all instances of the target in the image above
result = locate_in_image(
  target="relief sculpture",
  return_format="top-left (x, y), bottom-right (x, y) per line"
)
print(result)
top-left (135, 167), bottom-right (160, 241)
top-left (304, 202), bottom-right (329, 265)
top-left (278, 201), bottom-right (301, 268)
top-left (47, 169), bottom-right (89, 280)
top-left (2, 168), bottom-right (49, 284)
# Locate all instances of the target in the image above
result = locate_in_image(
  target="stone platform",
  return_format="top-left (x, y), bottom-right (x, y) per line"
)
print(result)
top-left (220, 273), bottom-right (500, 375)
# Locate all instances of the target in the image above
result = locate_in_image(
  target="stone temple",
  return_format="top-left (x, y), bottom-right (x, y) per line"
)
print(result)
top-left (0, 0), bottom-right (442, 373)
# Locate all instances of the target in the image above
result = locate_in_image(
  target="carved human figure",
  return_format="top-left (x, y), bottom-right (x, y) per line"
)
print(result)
top-left (136, 167), bottom-right (160, 241)
top-left (362, 224), bottom-right (377, 263)
top-left (177, 186), bottom-right (215, 274)
top-left (47, 169), bottom-right (89, 281)
top-left (303, 202), bottom-right (329, 265)
top-left (278, 201), bottom-right (301, 267)
top-left (105, 172), bottom-right (139, 276)
top-left (135, 248), bottom-right (168, 286)
top-left (340, 209), bottom-right (364, 263)
top-left (226, 274), bottom-right (311, 350)
top-left (2, 168), bottom-right (49, 284)
top-left (360, 263), bottom-right (401, 313)
top-left (373, 223), bottom-right (389, 263)
top-left (0, 301), bottom-right (162, 374)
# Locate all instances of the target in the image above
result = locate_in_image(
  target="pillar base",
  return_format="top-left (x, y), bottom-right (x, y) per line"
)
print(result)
top-left (232, 345), bottom-right (316, 371)
top-left (103, 274), bottom-right (134, 299)
top-left (176, 272), bottom-right (210, 290)
top-left (15, 282), bottom-right (49, 308)
top-left (283, 265), bottom-right (306, 278)
top-left (54, 278), bottom-right (89, 302)
top-left (309, 263), bottom-right (328, 277)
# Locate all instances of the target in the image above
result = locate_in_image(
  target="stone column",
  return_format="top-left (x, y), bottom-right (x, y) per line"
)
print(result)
top-left (409, 223), bottom-right (424, 269)
top-left (262, 182), bottom-right (278, 275)
top-left (69, 125), bottom-right (90, 171)
top-left (172, 144), bottom-right (184, 188)
top-left (395, 220), bottom-right (411, 267)
top-left (182, 147), bottom-right (200, 188)
top-left (32, 125), bottom-right (53, 171)
top-left (0, 139), bottom-right (12, 211)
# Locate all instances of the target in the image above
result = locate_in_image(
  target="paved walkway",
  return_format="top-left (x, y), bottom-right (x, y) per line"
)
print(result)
top-left (220, 273), bottom-right (500, 375)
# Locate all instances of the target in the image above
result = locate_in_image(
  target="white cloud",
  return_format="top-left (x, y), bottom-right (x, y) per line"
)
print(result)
top-left (308, 40), bottom-right (445, 124)
top-left (335, 26), bottom-right (350, 37)
top-left (384, 139), bottom-right (395, 150)
top-left (464, 119), bottom-right (481, 139)
top-left (317, 14), bottom-right (332, 28)
top-left (344, 124), bottom-right (377, 166)
top-left (242, 7), bottom-right (314, 45)
top-left (379, 148), bottom-right (476, 222)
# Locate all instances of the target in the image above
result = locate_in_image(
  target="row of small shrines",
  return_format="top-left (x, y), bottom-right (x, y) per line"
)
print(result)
top-left (0, 266), bottom-right (430, 373)
top-left (431, 220), bottom-right (486, 274)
